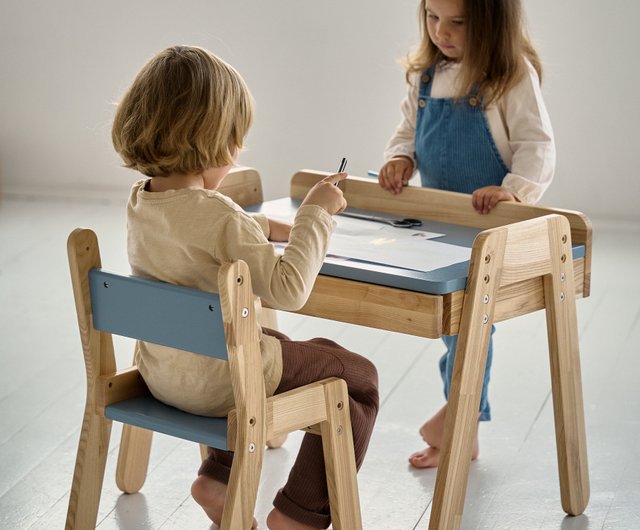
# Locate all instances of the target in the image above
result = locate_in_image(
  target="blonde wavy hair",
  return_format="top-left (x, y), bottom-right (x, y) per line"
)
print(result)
top-left (404, 0), bottom-right (542, 106)
top-left (112, 45), bottom-right (254, 177)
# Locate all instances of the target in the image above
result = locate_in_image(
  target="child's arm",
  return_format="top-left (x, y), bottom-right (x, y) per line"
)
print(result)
top-left (300, 172), bottom-right (347, 214)
top-left (500, 60), bottom-right (555, 205)
top-left (378, 156), bottom-right (414, 195)
top-left (379, 76), bottom-right (419, 194)
top-left (220, 172), bottom-right (347, 312)
top-left (267, 218), bottom-right (292, 242)
top-left (471, 185), bottom-right (517, 215)
top-left (259, 172), bottom-right (348, 242)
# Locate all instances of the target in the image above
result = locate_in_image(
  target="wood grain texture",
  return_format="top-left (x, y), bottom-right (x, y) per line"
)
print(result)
top-left (291, 170), bottom-right (592, 296)
top-left (320, 378), bottom-right (362, 530)
top-left (281, 275), bottom-right (444, 338)
top-left (543, 217), bottom-right (590, 515)
top-left (6, 195), bottom-right (638, 530)
top-left (65, 228), bottom-right (115, 530)
top-left (65, 228), bottom-right (363, 530)
top-left (115, 425), bottom-right (153, 494)
top-left (219, 166), bottom-right (264, 207)
top-left (429, 215), bottom-right (589, 529)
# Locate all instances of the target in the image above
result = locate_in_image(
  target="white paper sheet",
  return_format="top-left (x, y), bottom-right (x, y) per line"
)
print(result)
top-left (327, 231), bottom-right (470, 272)
top-left (270, 212), bottom-right (471, 273)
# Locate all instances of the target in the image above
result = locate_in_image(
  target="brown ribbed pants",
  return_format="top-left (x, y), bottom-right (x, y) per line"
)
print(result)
top-left (198, 328), bottom-right (379, 528)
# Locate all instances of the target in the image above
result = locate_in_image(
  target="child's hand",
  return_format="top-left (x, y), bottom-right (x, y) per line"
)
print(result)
top-left (268, 218), bottom-right (292, 242)
top-left (378, 157), bottom-right (413, 195)
top-left (472, 186), bottom-right (516, 214)
top-left (301, 172), bottom-right (348, 215)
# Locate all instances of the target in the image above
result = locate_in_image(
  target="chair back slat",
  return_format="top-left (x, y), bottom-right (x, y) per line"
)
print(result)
top-left (89, 269), bottom-right (227, 360)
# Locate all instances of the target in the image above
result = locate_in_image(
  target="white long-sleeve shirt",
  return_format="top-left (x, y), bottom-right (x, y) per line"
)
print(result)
top-left (384, 60), bottom-right (555, 204)
top-left (127, 180), bottom-right (333, 416)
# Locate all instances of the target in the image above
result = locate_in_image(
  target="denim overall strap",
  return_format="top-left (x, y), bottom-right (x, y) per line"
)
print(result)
top-left (415, 65), bottom-right (509, 194)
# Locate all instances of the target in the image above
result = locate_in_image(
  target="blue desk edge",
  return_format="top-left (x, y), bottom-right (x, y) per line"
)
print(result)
top-left (248, 198), bottom-right (586, 296)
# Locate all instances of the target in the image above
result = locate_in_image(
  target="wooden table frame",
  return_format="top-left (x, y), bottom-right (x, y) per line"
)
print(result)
top-left (285, 169), bottom-right (590, 529)
top-left (115, 166), bottom-right (590, 529)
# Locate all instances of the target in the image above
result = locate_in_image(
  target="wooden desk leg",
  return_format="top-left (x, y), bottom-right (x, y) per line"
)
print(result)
top-left (544, 225), bottom-right (590, 515)
top-left (430, 216), bottom-right (590, 528)
top-left (429, 231), bottom-right (505, 530)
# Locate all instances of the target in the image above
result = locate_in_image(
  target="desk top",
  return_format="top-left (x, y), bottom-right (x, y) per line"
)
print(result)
top-left (248, 198), bottom-right (586, 296)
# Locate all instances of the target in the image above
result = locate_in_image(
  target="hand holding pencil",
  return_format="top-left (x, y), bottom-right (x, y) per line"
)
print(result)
top-left (300, 157), bottom-right (348, 215)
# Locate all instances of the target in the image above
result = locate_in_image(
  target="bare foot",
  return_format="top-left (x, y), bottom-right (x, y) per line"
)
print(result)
top-left (408, 440), bottom-right (479, 469)
top-left (408, 446), bottom-right (441, 468)
top-left (267, 508), bottom-right (317, 530)
top-left (191, 475), bottom-right (257, 529)
top-left (409, 404), bottom-right (480, 469)
top-left (419, 404), bottom-right (448, 448)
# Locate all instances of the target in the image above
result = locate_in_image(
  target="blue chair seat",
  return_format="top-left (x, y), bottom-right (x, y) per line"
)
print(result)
top-left (105, 394), bottom-right (229, 449)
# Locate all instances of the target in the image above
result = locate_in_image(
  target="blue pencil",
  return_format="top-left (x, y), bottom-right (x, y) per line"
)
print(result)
top-left (367, 170), bottom-right (379, 178)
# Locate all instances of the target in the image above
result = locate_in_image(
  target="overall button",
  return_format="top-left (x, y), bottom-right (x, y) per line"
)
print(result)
top-left (418, 99), bottom-right (426, 108)
top-left (468, 96), bottom-right (479, 107)
top-left (421, 74), bottom-right (430, 84)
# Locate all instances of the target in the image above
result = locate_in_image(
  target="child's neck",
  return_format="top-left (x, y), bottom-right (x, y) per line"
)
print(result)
top-left (148, 173), bottom-right (204, 192)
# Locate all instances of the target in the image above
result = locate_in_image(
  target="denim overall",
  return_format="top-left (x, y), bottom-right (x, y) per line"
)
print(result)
top-left (415, 65), bottom-right (509, 421)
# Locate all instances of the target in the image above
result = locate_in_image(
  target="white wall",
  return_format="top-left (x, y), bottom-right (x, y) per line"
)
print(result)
top-left (524, 0), bottom-right (640, 223)
top-left (1, 0), bottom-right (638, 222)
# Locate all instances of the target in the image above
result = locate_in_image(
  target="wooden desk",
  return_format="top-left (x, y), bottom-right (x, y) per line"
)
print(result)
top-left (239, 167), bottom-right (591, 529)
top-left (116, 166), bottom-right (590, 529)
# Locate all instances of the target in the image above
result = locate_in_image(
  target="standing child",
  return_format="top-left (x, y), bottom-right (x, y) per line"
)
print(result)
top-left (112, 45), bottom-right (379, 530)
top-left (378, 0), bottom-right (555, 468)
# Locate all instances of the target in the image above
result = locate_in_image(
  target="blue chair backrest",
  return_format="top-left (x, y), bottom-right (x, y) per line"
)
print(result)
top-left (89, 269), bottom-right (228, 360)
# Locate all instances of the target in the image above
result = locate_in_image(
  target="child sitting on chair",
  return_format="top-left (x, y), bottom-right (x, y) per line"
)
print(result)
top-left (111, 45), bottom-right (379, 530)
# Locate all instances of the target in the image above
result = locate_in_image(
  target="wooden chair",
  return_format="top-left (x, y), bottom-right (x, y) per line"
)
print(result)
top-left (65, 227), bottom-right (362, 529)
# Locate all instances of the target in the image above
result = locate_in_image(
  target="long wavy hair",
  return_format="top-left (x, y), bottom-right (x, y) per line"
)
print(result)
top-left (403, 0), bottom-right (542, 106)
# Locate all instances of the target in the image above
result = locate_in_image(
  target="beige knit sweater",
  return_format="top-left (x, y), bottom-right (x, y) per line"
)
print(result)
top-left (127, 179), bottom-right (333, 416)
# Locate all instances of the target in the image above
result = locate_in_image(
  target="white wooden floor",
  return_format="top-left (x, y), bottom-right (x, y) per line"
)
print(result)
top-left (1, 193), bottom-right (639, 530)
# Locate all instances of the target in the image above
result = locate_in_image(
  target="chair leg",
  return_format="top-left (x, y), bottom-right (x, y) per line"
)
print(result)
top-left (258, 307), bottom-right (289, 449)
top-left (115, 425), bottom-right (153, 494)
top-left (65, 410), bottom-right (112, 530)
top-left (259, 306), bottom-right (278, 330)
top-left (219, 419), bottom-right (265, 530)
top-left (266, 433), bottom-right (288, 448)
top-left (320, 379), bottom-right (362, 530)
